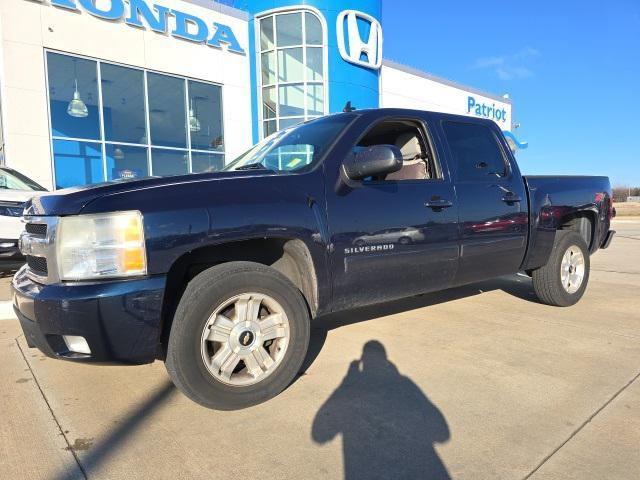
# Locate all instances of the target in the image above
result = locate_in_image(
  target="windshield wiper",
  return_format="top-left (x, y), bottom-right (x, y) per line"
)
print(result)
top-left (235, 163), bottom-right (273, 171)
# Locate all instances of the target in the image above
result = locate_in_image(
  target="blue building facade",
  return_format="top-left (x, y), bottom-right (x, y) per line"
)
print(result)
top-left (242, 0), bottom-right (383, 142)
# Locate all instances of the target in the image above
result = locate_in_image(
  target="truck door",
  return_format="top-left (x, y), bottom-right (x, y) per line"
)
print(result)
top-left (325, 116), bottom-right (459, 310)
top-left (439, 120), bottom-right (528, 286)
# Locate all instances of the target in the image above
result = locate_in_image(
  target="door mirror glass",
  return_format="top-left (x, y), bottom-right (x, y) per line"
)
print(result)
top-left (343, 145), bottom-right (403, 181)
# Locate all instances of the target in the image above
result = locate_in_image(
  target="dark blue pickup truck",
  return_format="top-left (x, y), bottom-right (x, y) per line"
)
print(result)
top-left (13, 109), bottom-right (615, 409)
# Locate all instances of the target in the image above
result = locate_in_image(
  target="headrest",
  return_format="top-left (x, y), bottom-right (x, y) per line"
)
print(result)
top-left (395, 132), bottom-right (422, 160)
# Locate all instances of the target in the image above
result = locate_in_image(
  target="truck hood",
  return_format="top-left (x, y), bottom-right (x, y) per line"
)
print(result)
top-left (25, 170), bottom-right (270, 216)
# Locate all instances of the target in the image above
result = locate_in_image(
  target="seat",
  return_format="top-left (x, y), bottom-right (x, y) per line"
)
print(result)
top-left (385, 132), bottom-right (428, 181)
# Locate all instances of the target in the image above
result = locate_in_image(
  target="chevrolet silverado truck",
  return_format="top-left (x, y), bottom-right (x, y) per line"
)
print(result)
top-left (13, 109), bottom-right (615, 410)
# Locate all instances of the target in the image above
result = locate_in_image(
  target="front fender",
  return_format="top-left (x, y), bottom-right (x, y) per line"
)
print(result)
top-left (80, 171), bottom-right (331, 307)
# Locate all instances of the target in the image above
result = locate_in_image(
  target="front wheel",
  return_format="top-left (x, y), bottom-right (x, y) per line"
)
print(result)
top-left (532, 230), bottom-right (590, 307)
top-left (165, 262), bottom-right (310, 410)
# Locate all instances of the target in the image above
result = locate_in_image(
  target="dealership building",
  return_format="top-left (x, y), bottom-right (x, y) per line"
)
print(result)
top-left (0, 0), bottom-right (525, 190)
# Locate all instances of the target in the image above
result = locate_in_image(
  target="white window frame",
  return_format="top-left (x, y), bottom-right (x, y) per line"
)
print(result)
top-left (255, 6), bottom-right (329, 139)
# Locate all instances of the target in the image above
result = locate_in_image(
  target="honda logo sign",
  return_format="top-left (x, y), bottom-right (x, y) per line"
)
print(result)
top-left (336, 10), bottom-right (383, 70)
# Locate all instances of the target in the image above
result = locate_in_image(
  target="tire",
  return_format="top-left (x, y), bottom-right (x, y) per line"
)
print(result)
top-left (532, 230), bottom-right (590, 307)
top-left (165, 261), bottom-right (310, 410)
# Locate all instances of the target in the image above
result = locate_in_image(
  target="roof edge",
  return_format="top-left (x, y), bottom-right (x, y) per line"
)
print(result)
top-left (382, 59), bottom-right (512, 105)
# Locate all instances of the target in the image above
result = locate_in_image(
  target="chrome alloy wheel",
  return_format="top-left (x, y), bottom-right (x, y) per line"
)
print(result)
top-left (560, 245), bottom-right (585, 294)
top-left (200, 293), bottom-right (290, 386)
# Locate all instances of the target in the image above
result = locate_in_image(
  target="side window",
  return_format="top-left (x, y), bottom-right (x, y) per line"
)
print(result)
top-left (356, 120), bottom-right (437, 181)
top-left (442, 122), bottom-right (507, 181)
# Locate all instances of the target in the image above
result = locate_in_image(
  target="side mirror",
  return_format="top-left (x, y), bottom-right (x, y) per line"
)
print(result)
top-left (342, 145), bottom-right (403, 181)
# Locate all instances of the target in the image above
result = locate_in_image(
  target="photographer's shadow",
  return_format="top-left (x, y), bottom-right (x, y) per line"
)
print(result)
top-left (312, 341), bottom-right (451, 480)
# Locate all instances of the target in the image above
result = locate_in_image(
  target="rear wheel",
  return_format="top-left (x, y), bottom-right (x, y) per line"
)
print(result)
top-left (165, 262), bottom-right (310, 410)
top-left (532, 230), bottom-right (590, 307)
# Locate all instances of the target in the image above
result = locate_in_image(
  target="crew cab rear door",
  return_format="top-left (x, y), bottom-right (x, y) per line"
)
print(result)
top-left (438, 118), bottom-right (528, 286)
top-left (325, 114), bottom-right (459, 310)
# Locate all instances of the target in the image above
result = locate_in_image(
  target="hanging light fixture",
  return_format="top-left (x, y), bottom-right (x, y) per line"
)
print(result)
top-left (67, 61), bottom-right (88, 118)
top-left (188, 99), bottom-right (201, 133)
top-left (67, 79), bottom-right (88, 118)
top-left (113, 147), bottom-right (125, 161)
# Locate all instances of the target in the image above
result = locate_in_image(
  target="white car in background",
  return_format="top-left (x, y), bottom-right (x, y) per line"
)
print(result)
top-left (0, 167), bottom-right (47, 261)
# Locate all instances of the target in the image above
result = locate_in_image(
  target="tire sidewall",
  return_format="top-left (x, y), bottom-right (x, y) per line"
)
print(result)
top-left (167, 263), bottom-right (310, 410)
top-left (551, 231), bottom-right (590, 306)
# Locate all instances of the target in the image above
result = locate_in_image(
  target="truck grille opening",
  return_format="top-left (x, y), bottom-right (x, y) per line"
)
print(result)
top-left (25, 223), bottom-right (48, 236)
top-left (26, 255), bottom-right (48, 275)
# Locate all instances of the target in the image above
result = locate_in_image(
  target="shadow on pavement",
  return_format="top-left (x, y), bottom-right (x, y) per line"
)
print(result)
top-left (303, 274), bottom-right (537, 374)
top-left (312, 340), bottom-right (450, 479)
top-left (52, 381), bottom-right (176, 480)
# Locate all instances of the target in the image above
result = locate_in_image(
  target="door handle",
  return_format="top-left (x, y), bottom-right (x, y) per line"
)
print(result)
top-left (493, 185), bottom-right (522, 203)
top-left (425, 198), bottom-right (453, 210)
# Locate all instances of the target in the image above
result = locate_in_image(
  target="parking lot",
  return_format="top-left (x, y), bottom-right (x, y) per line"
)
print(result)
top-left (1, 218), bottom-right (638, 480)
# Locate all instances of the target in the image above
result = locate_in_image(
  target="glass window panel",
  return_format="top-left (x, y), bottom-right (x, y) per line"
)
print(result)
top-left (305, 12), bottom-right (323, 45)
top-left (147, 73), bottom-right (187, 148)
top-left (307, 84), bottom-right (324, 116)
top-left (260, 16), bottom-right (274, 51)
top-left (278, 117), bottom-right (304, 131)
top-left (277, 48), bottom-right (304, 83)
top-left (306, 47), bottom-right (323, 81)
top-left (264, 120), bottom-right (277, 137)
top-left (192, 152), bottom-right (225, 173)
top-left (261, 51), bottom-right (276, 85)
top-left (151, 148), bottom-right (188, 177)
top-left (278, 84), bottom-right (305, 117)
top-left (53, 139), bottom-right (104, 189)
top-left (47, 52), bottom-right (100, 140)
top-left (101, 63), bottom-right (145, 144)
top-left (442, 122), bottom-right (507, 181)
top-left (105, 144), bottom-right (148, 181)
top-left (188, 80), bottom-right (223, 152)
top-left (262, 87), bottom-right (277, 120)
top-left (276, 13), bottom-right (302, 47)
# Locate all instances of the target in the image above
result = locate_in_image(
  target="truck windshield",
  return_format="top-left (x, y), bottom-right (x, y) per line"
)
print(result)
top-left (223, 115), bottom-right (355, 173)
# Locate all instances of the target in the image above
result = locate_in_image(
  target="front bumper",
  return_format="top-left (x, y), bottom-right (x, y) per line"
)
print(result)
top-left (12, 266), bottom-right (167, 364)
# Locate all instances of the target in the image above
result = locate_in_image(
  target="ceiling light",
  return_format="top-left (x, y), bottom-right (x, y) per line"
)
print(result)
top-left (189, 100), bottom-right (201, 133)
top-left (113, 147), bottom-right (125, 160)
top-left (67, 79), bottom-right (88, 118)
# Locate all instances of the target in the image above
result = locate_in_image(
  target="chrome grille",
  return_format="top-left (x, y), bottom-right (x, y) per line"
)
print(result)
top-left (25, 223), bottom-right (47, 236)
top-left (19, 216), bottom-right (59, 284)
top-left (26, 255), bottom-right (48, 275)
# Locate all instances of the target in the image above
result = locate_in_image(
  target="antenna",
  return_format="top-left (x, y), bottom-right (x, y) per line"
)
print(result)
top-left (343, 101), bottom-right (356, 113)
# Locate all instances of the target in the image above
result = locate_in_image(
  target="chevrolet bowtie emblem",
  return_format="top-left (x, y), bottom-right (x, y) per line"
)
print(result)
top-left (240, 331), bottom-right (254, 346)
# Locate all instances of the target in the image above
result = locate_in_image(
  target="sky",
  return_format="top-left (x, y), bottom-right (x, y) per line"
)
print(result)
top-left (381, 0), bottom-right (640, 186)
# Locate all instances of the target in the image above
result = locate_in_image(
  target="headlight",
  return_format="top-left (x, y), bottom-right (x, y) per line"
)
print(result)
top-left (56, 211), bottom-right (147, 280)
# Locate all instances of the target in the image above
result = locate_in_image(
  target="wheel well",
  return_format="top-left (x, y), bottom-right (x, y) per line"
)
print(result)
top-left (559, 212), bottom-right (595, 250)
top-left (158, 238), bottom-right (318, 358)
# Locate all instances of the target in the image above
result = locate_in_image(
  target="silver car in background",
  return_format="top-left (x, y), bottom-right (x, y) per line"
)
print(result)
top-left (0, 167), bottom-right (47, 261)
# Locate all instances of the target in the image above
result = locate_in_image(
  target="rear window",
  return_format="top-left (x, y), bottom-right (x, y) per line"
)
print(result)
top-left (442, 122), bottom-right (507, 181)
